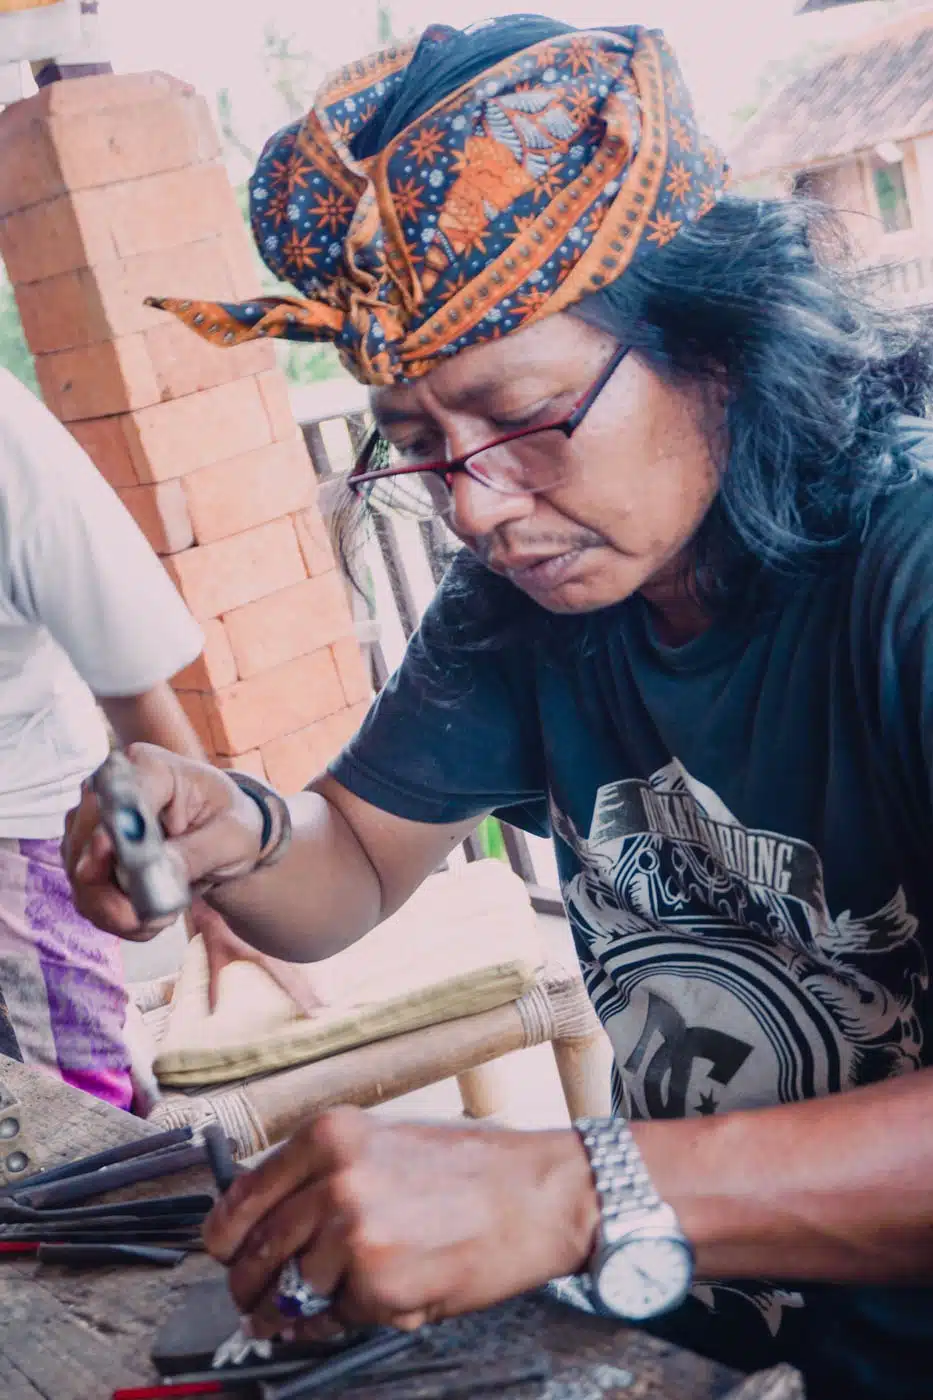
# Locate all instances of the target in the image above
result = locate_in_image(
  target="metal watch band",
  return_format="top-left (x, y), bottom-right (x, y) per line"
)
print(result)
top-left (574, 1117), bottom-right (664, 1225)
top-left (225, 771), bottom-right (292, 871)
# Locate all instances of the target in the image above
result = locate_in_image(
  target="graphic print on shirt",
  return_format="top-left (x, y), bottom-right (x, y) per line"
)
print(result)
top-left (553, 759), bottom-right (928, 1335)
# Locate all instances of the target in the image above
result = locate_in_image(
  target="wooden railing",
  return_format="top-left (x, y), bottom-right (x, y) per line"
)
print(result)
top-left (856, 254), bottom-right (933, 307)
top-left (290, 381), bottom-right (563, 916)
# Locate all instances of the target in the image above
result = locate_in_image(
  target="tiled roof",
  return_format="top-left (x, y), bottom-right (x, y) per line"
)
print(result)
top-left (795, 1), bottom-right (875, 12)
top-left (731, 11), bottom-right (933, 179)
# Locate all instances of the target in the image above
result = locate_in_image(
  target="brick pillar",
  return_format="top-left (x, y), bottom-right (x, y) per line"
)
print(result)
top-left (0, 72), bottom-right (371, 791)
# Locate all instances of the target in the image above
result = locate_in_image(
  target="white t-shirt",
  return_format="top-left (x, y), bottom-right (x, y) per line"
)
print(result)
top-left (0, 369), bottom-right (203, 838)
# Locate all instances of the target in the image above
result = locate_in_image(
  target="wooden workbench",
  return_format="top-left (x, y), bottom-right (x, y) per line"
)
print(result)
top-left (0, 1058), bottom-right (803, 1400)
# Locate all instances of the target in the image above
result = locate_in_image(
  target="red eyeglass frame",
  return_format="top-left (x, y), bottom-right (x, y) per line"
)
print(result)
top-left (349, 340), bottom-right (632, 499)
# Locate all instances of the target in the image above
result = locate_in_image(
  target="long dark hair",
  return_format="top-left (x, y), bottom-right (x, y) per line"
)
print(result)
top-left (586, 193), bottom-right (933, 614)
top-left (335, 193), bottom-right (933, 644)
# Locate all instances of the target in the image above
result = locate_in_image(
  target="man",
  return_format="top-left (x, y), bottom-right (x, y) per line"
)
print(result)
top-left (66, 15), bottom-right (933, 1400)
top-left (0, 367), bottom-right (311, 1108)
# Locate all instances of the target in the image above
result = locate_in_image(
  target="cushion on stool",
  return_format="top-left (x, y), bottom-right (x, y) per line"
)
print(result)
top-left (153, 860), bottom-right (543, 1088)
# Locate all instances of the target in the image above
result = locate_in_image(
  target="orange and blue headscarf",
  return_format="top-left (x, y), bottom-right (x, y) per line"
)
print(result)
top-left (148, 16), bottom-right (729, 386)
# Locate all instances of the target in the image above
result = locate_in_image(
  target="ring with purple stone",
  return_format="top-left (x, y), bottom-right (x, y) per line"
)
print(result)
top-left (275, 1256), bottom-right (331, 1320)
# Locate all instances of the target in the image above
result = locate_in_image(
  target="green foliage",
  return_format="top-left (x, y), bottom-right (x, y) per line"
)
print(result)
top-left (275, 341), bottom-right (343, 386)
top-left (476, 817), bottom-right (508, 864)
top-left (377, 2), bottom-right (396, 45)
top-left (0, 278), bottom-right (37, 394)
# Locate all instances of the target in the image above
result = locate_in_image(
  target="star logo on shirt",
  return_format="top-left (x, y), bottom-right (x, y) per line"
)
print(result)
top-left (696, 1091), bottom-right (719, 1116)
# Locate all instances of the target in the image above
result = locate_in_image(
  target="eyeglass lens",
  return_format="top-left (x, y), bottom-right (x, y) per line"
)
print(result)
top-left (358, 427), bottom-right (572, 521)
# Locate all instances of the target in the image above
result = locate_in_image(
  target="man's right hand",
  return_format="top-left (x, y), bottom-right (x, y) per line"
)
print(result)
top-left (63, 742), bottom-right (266, 941)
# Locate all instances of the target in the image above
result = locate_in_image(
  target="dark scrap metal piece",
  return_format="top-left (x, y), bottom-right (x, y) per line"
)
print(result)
top-left (37, 1243), bottom-right (187, 1268)
top-left (0, 1126), bottom-right (194, 1198)
top-left (15, 1141), bottom-right (209, 1210)
top-left (261, 1329), bottom-right (424, 1400)
top-left (0, 1191), bottom-right (211, 1224)
top-left (202, 1124), bottom-right (239, 1194)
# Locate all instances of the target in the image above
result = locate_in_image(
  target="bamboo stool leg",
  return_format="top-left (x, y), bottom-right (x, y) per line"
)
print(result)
top-left (551, 1029), bottom-right (613, 1120)
top-left (520, 969), bottom-right (613, 1121)
top-left (456, 1063), bottom-right (508, 1119)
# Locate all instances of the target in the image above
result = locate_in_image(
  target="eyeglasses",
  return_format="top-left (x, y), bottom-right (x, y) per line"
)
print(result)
top-left (348, 342), bottom-right (632, 522)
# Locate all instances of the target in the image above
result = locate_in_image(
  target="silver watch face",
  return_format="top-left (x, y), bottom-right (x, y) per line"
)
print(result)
top-left (596, 1235), bottom-right (692, 1321)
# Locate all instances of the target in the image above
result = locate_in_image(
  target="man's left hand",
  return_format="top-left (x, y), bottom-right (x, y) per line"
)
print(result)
top-left (203, 1106), bottom-right (599, 1334)
top-left (191, 901), bottom-right (325, 1017)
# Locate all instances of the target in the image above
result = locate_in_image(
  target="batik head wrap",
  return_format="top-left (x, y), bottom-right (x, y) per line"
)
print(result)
top-left (147, 16), bottom-right (729, 386)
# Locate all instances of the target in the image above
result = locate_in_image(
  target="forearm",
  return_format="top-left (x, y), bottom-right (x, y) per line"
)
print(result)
top-left (195, 772), bottom-right (477, 963)
top-left (201, 788), bottom-right (385, 962)
top-left (633, 1068), bottom-right (933, 1284)
top-left (99, 682), bottom-right (205, 760)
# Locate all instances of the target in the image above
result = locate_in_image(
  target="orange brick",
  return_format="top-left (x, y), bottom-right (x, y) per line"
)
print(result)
top-left (163, 518), bottom-right (305, 621)
top-left (293, 505), bottom-right (337, 576)
top-left (171, 618), bottom-right (238, 693)
top-left (183, 439), bottom-right (316, 545)
top-left (40, 72), bottom-right (195, 120)
top-left (99, 164), bottom-right (240, 260)
top-left (146, 320), bottom-right (276, 401)
top-left (124, 377), bottom-right (273, 483)
top-left (68, 416), bottom-right (138, 489)
top-left (14, 269), bottom-right (110, 356)
top-left (110, 239), bottom-right (238, 334)
top-left (260, 703), bottom-right (369, 793)
top-left (176, 690), bottom-right (215, 756)
top-left (0, 189), bottom-right (116, 283)
top-left (18, 238), bottom-right (243, 356)
top-left (223, 234), bottom-right (265, 302)
top-left (256, 369), bottom-right (300, 443)
top-left (34, 335), bottom-right (159, 421)
top-left (223, 575), bottom-right (354, 680)
top-left (334, 701), bottom-right (371, 741)
top-left (48, 94), bottom-right (221, 193)
top-left (0, 74), bottom-right (213, 218)
top-left (332, 636), bottom-right (372, 706)
top-left (214, 750), bottom-right (267, 782)
top-left (208, 649), bottom-right (346, 755)
top-left (259, 728), bottom-right (327, 794)
top-left (0, 110), bottom-right (66, 218)
top-left (118, 480), bottom-right (193, 556)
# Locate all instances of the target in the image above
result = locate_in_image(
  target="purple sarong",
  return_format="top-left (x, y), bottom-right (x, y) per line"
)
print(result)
top-left (0, 836), bottom-right (132, 1110)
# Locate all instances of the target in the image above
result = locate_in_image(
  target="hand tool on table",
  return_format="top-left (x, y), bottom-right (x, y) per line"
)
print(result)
top-left (37, 1243), bottom-right (187, 1266)
top-left (0, 1191), bottom-right (213, 1223)
top-left (202, 1124), bottom-right (281, 1372)
top-left (0, 1208), bottom-right (209, 1234)
top-left (0, 1126), bottom-right (195, 1199)
top-left (167, 1354), bottom-right (546, 1392)
top-left (202, 1124), bottom-right (241, 1194)
top-left (1, 1241), bottom-right (194, 1264)
top-left (111, 1351), bottom-right (551, 1400)
top-left (14, 1139), bottom-right (210, 1209)
top-left (0, 1131), bottom-right (214, 1257)
top-left (200, 1128), bottom-right (429, 1392)
top-left (113, 1385), bottom-right (232, 1399)
top-left (92, 748), bottom-right (191, 923)
top-left (0, 1227), bottom-right (204, 1249)
top-left (260, 1329), bottom-right (425, 1400)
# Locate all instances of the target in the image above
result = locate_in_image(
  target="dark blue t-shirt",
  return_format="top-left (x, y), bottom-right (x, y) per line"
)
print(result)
top-left (330, 421), bottom-right (933, 1399)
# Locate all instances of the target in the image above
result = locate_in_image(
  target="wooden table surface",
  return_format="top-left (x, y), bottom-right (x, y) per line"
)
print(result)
top-left (0, 1057), bottom-right (802, 1400)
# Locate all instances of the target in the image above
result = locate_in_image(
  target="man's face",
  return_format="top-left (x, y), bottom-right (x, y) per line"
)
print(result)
top-left (370, 315), bottom-right (721, 615)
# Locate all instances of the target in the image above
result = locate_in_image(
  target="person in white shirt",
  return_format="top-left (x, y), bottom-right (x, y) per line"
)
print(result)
top-left (0, 368), bottom-right (313, 1108)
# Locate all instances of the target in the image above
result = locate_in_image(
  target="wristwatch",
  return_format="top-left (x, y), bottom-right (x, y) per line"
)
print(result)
top-left (574, 1117), bottom-right (694, 1322)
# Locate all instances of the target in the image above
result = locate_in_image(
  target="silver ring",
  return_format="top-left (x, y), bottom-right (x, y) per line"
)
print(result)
top-left (275, 1256), bottom-right (331, 1320)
